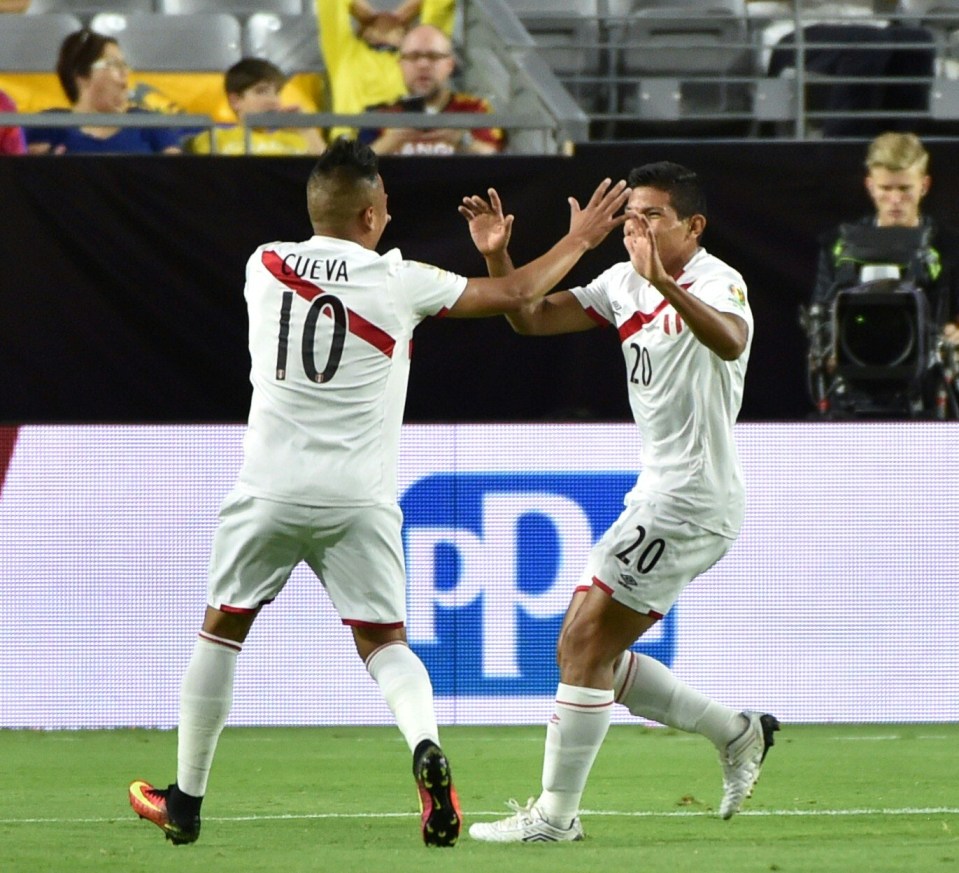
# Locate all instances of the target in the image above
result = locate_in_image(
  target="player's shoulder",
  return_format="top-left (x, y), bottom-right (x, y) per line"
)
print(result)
top-left (593, 259), bottom-right (636, 286)
top-left (392, 256), bottom-right (462, 285)
top-left (687, 248), bottom-right (745, 286)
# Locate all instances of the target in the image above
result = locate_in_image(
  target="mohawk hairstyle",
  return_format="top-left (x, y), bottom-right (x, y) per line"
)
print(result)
top-left (310, 137), bottom-right (379, 186)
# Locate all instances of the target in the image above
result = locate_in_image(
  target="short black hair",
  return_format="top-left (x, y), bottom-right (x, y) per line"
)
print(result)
top-left (310, 137), bottom-right (379, 185)
top-left (57, 28), bottom-right (118, 104)
top-left (306, 138), bottom-right (381, 228)
top-left (225, 57), bottom-right (285, 96)
top-left (627, 161), bottom-right (706, 220)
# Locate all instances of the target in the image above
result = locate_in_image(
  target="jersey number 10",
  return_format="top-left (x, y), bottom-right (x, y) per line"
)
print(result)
top-left (275, 290), bottom-right (347, 383)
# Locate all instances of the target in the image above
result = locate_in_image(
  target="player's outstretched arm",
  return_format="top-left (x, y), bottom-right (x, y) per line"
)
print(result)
top-left (448, 178), bottom-right (628, 320)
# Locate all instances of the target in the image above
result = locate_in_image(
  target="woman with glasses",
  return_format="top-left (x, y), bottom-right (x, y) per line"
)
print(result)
top-left (25, 29), bottom-right (183, 155)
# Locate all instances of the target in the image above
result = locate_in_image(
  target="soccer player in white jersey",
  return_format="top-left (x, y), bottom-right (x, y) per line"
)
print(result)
top-left (460, 162), bottom-right (780, 843)
top-left (126, 138), bottom-right (629, 849)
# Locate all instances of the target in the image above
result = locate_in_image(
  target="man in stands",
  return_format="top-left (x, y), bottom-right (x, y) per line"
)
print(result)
top-left (360, 23), bottom-right (502, 155)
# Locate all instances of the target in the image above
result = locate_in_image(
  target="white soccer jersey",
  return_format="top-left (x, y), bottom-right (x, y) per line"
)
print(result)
top-left (570, 248), bottom-right (753, 537)
top-left (235, 236), bottom-right (467, 506)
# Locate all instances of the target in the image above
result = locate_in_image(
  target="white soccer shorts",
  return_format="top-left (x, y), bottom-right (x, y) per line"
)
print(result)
top-left (580, 493), bottom-right (734, 617)
top-left (206, 490), bottom-right (408, 626)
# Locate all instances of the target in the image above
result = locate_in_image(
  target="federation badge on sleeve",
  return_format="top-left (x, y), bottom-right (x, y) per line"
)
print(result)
top-left (728, 284), bottom-right (746, 307)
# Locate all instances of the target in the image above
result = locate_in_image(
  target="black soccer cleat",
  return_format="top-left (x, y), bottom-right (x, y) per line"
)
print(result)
top-left (413, 742), bottom-right (462, 847)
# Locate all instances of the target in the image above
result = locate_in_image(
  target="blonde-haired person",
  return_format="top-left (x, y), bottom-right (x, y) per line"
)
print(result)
top-left (0, 1), bottom-right (30, 11)
top-left (186, 58), bottom-right (325, 156)
top-left (813, 132), bottom-right (959, 327)
top-left (811, 131), bottom-right (959, 412)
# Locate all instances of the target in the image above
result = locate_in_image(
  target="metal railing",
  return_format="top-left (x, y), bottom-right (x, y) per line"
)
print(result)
top-left (1, 110), bottom-right (569, 155)
top-left (474, 1), bottom-right (959, 139)
top-left (6, 4), bottom-right (959, 147)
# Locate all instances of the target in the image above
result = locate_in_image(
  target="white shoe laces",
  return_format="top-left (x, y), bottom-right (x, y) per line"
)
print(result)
top-left (491, 797), bottom-right (539, 829)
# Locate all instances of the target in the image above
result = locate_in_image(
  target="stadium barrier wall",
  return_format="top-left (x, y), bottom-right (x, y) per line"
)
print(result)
top-left (3, 141), bottom-right (959, 424)
top-left (1, 422), bottom-right (956, 728)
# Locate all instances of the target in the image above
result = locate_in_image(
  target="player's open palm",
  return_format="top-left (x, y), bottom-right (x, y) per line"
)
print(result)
top-left (459, 188), bottom-right (513, 257)
top-left (625, 214), bottom-right (668, 285)
top-left (567, 178), bottom-right (629, 250)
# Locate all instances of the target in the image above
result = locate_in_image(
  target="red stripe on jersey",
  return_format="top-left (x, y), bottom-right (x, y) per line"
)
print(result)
top-left (675, 313), bottom-right (683, 333)
top-left (618, 298), bottom-right (670, 343)
top-left (0, 426), bottom-right (18, 495)
top-left (584, 306), bottom-right (609, 327)
top-left (346, 310), bottom-right (396, 357)
top-left (664, 314), bottom-right (671, 335)
top-left (262, 250), bottom-right (396, 358)
top-left (262, 250), bottom-right (322, 302)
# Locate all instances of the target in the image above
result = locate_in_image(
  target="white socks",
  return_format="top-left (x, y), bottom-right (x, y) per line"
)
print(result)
top-left (176, 633), bottom-right (239, 798)
top-left (537, 683), bottom-right (614, 827)
top-left (613, 651), bottom-right (742, 748)
top-left (365, 642), bottom-right (439, 753)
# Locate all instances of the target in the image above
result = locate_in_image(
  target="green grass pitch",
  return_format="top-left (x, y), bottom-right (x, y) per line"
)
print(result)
top-left (2, 723), bottom-right (957, 873)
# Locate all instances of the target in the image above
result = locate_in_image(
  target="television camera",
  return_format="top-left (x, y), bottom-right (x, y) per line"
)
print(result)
top-left (801, 224), bottom-right (958, 419)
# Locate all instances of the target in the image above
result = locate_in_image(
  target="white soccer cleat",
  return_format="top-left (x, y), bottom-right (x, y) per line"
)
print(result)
top-left (469, 798), bottom-right (584, 843)
top-left (719, 710), bottom-right (781, 820)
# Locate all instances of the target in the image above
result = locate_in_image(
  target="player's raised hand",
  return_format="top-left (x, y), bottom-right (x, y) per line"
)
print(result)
top-left (459, 188), bottom-right (513, 257)
top-left (567, 178), bottom-right (630, 250)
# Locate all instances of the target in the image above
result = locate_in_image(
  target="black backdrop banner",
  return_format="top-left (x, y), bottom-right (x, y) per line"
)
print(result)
top-left (3, 142), bottom-right (958, 423)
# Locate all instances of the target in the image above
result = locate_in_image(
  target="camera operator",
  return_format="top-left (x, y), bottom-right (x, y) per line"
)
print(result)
top-left (808, 132), bottom-right (959, 417)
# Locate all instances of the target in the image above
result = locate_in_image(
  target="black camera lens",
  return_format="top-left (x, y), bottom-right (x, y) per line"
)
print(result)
top-left (839, 306), bottom-right (916, 367)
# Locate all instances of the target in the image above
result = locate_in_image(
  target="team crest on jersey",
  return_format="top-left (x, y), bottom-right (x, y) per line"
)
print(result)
top-left (728, 285), bottom-right (746, 307)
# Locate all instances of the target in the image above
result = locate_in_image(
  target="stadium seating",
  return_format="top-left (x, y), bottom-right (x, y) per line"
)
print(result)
top-left (0, 13), bottom-right (82, 111)
top-left (604, 0), bottom-right (755, 134)
top-left (90, 11), bottom-right (243, 121)
top-left (26, 0), bottom-right (153, 17)
top-left (156, 0), bottom-right (305, 18)
top-left (503, 0), bottom-right (605, 112)
top-left (244, 12), bottom-right (327, 114)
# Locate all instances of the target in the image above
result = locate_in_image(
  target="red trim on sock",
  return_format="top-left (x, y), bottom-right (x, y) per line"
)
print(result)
top-left (555, 697), bottom-right (614, 710)
top-left (198, 631), bottom-right (242, 652)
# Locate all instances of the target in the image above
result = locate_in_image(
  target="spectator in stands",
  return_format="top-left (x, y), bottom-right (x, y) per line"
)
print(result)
top-left (317, 0), bottom-right (456, 140)
top-left (808, 131), bottom-right (959, 415)
top-left (25, 29), bottom-right (183, 155)
top-left (359, 24), bottom-right (503, 155)
top-left (0, 89), bottom-right (26, 155)
top-left (185, 58), bottom-right (324, 156)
